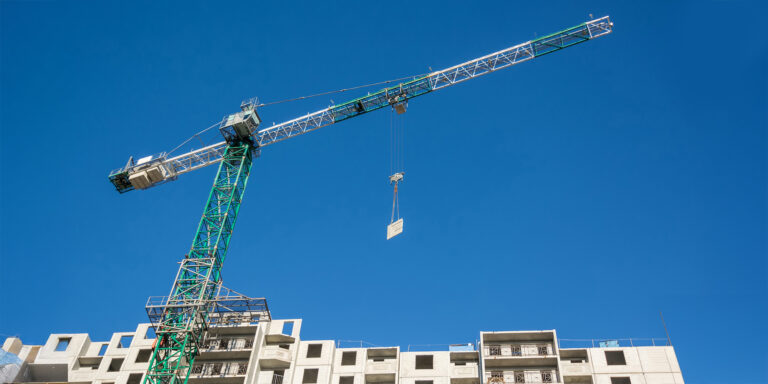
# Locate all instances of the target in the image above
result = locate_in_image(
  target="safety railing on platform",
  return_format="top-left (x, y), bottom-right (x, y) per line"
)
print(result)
top-left (557, 337), bottom-right (671, 349)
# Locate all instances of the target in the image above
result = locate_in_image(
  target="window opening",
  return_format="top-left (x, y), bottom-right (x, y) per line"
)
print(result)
top-left (341, 351), bottom-right (357, 365)
top-left (55, 338), bottom-right (71, 352)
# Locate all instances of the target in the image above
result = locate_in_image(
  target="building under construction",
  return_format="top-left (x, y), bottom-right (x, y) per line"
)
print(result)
top-left (2, 299), bottom-right (684, 384)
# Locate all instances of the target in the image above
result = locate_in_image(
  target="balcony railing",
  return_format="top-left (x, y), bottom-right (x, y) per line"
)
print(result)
top-left (190, 362), bottom-right (248, 377)
top-left (272, 374), bottom-right (284, 384)
top-left (484, 344), bottom-right (555, 357)
top-left (486, 370), bottom-right (557, 384)
top-left (200, 338), bottom-right (255, 352)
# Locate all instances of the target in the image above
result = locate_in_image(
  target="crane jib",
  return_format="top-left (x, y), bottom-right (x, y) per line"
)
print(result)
top-left (108, 16), bottom-right (611, 194)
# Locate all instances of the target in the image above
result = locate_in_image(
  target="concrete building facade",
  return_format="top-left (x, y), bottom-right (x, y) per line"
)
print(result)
top-left (1, 319), bottom-right (684, 384)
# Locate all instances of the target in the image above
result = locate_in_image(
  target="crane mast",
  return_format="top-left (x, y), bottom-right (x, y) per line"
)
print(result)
top-left (111, 17), bottom-right (613, 384)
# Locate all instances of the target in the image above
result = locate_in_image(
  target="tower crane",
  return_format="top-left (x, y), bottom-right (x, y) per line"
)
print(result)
top-left (108, 17), bottom-right (613, 384)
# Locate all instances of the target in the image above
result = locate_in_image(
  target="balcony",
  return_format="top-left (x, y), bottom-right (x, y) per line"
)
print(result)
top-left (259, 346), bottom-right (292, 369)
top-left (483, 344), bottom-right (556, 368)
top-left (451, 365), bottom-right (480, 384)
top-left (199, 338), bottom-right (254, 359)
top-left (189, 362), bottom-right (248, 384)
top-left (485, 370), bottom-right (559, 384)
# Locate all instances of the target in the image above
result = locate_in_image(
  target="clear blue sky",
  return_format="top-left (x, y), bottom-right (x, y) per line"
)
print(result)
top-left (1, 1), bottom-right (766, 383)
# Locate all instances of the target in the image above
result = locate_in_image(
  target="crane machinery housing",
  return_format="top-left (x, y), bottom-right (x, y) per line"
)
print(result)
top-left (107, 16), bottom-right (613, 384)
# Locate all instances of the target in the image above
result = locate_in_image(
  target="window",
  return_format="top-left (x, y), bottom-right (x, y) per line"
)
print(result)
top-left (605, 351), bottom-right (627, 365)
top-left (55, 338), bottom-right (71, 351)
top-left (283, 321), bottom-right (294, 336)
top-left (127, 373), bottom-right (143, 384)
top-left (454, 361), bottom-right (466, 366)
top-left (98, 343), bottom-right (108, 356)
top-left (415, 381), bottom-right (433, 384)
top-left (302, 368), bottom-right (319, 384)
top-left (218, 339), bottom-right (229, 350)
top-left (339, 376), bottom-right (354, 384)
top-left (279, 344), bottom-right (290, 350)
top-left (307, 344), bottom-right (323, 358)
top-left (211, 363), bottom-right (222, 375)
top-left (610, 378), bottom-right (631, 384)
top-left (273, 370), bottom-right (285, 384)
top-left (136, 349), bottom-right (152, 363)
top-left (108, 358), bottom-right (124, 372)
top-left (341, 351), bottom-right (357, 365)
top-left (537, 345), bottom-right (549, 355)
top-left (415, 355), bottom-right (433, 369)
top-left (237, 363), bottom-right (247, 375)
top-left (192, 365), bottom-right (203, 374)
top-left (244, 339), bottom-right (254, 349)
top-left (488, 345), bottom-right (501, 356)
top-left (514, 371), bottom-right (525, 383)
top-left (540, 371), bottom-right (553, 383)
top-left (119, 335), bottom-right (133, 348)
top-left (511, 345), bottom-right (522, 356)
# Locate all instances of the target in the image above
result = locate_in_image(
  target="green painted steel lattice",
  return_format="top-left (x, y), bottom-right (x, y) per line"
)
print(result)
top-left (144, 144), bottom-right (254, 384)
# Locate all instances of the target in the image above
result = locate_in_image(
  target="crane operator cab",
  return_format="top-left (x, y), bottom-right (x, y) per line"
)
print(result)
top-left (220, 100), bottom-right (261, 144)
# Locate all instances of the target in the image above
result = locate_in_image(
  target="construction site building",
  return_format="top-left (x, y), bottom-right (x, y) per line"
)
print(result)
top-left (1, 318), bottom-right (684, 384)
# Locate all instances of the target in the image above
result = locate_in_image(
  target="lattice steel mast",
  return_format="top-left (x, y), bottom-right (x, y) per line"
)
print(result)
top-left (108, 17), bottom-right (613, 384)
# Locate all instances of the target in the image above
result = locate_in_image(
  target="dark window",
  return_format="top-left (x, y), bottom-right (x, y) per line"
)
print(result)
top-left (340, 376), bottom-right (354, 384)
top-left (273, 370), bottom-right (285, 384)
top-left (541, 371), bottom-right (553, 383)
top-left (245, 339), bottom-right (254, 348)
top-left (218, 339), bottom-right (229, 350)
top-left (307, 344), bottom-right (323, 358)
top-left (610, 378), bottom-right (631, 384)
top-left (136, 349), bottom-right (152, 363)
top-left (302, 369), bottom-right (319, 384)
top-left (211, 363), bottom-right (222, 375)
top-left (127, 373), bottom-right (143, 384)
top-left (237, 363), bottom-right (247, 375)
top-left (488, 345), bottom-right (501, 356)
top-left (279, 344), bottom-right (290, 350)
top-left (108, 358), bottom-right (124, 372)
top-left (416, 381), bottom-right (433, 384)
top-left (341, 351), bottom-right (357, 365)
top-left (119, 335), bottom-right (133, 348)
top-left (98, 343), bottom-right (108, 356)
top-left (514, 371), bottom-right (525, 383)
top-left (55, 338), bottom-right (71, 351)
top-left (605, 351), bottom-right (627, 365)
top-left (454, 361), bottom-right (466, 366)
top-left (415, 355), bottom-right (433, 369)
top-left (192, 365), bottom-right (203, 374)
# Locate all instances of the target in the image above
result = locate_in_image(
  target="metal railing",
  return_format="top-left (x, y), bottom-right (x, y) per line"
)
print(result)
top-left (485, 344), bottom-right (555, 357)
top-left (201, 337), bottom-right (255, 351)
top-left (407, 343), bottom-right (476, 352)
top-left (336, 340), bottom-right (381, 348)
top-left (190, 362), bottom-right (248, 377)
top-left (272, 374), bottom-right (284, 384)
top-left (557, 338), bottom-right (671, 349)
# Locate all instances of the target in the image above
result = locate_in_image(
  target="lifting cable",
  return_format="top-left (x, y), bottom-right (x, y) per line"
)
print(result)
top-left (387, 102), bottom-right (406, 240)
